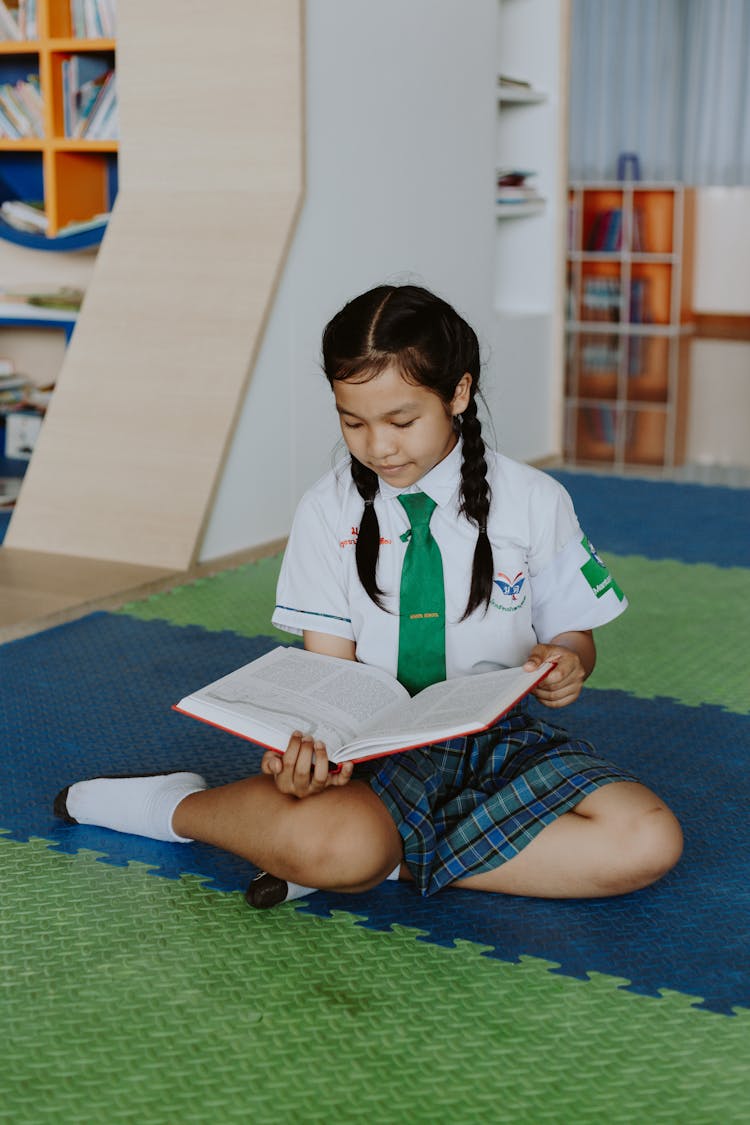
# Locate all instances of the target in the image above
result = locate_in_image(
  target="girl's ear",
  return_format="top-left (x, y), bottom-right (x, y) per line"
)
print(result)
top-left (450, 373), bottom-right (473, 415)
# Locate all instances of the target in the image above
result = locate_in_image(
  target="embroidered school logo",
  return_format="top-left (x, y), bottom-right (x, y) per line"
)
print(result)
top-left (490, 570), bottom-right (527, 612)
top-left (338, 526), bottom-right (392, 548)
top-left (580, 535), bottom-right (625, 601)
top-left (339, 526), bottom-right (359, 548)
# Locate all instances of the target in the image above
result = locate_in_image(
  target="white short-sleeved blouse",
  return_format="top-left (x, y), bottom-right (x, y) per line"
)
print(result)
top-left (272, 443), bottom-right (627, 680)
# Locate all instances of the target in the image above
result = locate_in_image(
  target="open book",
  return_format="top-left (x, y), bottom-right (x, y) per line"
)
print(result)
top-left (173, 646), bottom-right (553, 766)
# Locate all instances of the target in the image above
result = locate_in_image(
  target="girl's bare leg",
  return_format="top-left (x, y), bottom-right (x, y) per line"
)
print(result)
top-left (173, 775), bottom-right (403, 894)
top-left (448, 782), bottom-right (682, 898)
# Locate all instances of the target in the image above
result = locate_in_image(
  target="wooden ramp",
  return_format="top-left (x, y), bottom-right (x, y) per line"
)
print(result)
top-left (3, 0), bottom-right (304, 629)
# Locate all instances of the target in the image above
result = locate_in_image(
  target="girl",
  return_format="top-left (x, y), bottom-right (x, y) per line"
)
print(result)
top-left (55, 284), bottom-right (682, 907)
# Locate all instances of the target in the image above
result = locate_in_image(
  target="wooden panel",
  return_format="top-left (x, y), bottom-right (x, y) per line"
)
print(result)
top-left (7, 0), bottom-right (304, 570)
top-left (0, 546), bottom-right (173, 636)
top-left (693, 314), bottom-right (750, 341)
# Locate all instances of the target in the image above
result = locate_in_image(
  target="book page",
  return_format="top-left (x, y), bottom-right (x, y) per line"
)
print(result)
top-left (345, 664), bottom-right (552, 758)
top-left (189, 647), bottom-right (409, 755)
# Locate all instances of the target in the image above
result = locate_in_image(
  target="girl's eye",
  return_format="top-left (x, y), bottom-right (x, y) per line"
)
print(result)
top-left (341, 420), bottom-right (362, 430)
top-left (393, 420), bottom-right (416, 429)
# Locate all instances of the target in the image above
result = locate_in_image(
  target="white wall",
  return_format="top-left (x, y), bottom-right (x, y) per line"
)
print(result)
top-left (693, 188), bottom-right (750, 314)
top-left (199, 0), bottom-right (498, 562)
top-left (686, 187), bottom-right (750, 469)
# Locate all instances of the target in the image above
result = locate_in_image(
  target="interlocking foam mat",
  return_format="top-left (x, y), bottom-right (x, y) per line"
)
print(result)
top-left (2, 471), bottom-right (749, 1121)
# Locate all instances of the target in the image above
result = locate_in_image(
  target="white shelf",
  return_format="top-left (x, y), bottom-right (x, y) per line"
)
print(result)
top-left (0, 302), bottom-right (77, 325)
top-left (496, 199), bottom-right (546, 218)
top-left (498, 86), bottom-right (548, 105)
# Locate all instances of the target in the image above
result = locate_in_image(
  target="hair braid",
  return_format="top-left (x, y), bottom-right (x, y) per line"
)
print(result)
top-left (349, 456), bottom-right (385, 607)
top-left (458, 397), bottom-right (494, 618)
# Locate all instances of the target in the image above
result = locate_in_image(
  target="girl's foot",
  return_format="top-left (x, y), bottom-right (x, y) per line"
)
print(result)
top-left (245, 863), bottom-right (404, 909)
top-left (53, 772), bottom-right (207, 842)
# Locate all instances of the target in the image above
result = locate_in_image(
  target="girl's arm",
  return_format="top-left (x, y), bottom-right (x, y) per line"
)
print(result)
top-left (303, 630), bottom-right (357, 660)
top-left (523, 629), bottom-right (596, 709)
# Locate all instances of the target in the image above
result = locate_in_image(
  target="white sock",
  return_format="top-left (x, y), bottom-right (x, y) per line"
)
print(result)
top-left (282, 862), bottom-right (402, 903)
top-left (64, 772), bottom-right (207, 843)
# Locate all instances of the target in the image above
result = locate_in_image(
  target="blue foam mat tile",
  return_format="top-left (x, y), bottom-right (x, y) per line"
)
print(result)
top-left (0, 613), bottom-right (286, 892)
top-left (550, 471), bottom-right (750, 568)
top-left (1, 612), bottom-right (749, 1015)
top-left (301, 689), bottom-right (750, 1015)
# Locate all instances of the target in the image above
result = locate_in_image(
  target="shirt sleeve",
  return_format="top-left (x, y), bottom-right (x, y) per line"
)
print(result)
top-left (271, 488), bottom-right (356, 641)
top-left (528, 478), bottom-right (628, 641)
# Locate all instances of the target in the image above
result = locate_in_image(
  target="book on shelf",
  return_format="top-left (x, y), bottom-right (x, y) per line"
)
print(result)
top-left (0, 1), bottom-right (21, 41)
top-left (56, 211), bottom-right (109, 238)
top-left (586, 209), bottom-right (622, 252)
top-left (496, 168), bottom-right (542, 206)
top-left (61, 55), bottom-right (116, 139)
top-left (0, 477), bottom-right (22, 510)
top-left (173, 646), bottom-right (554, 767)
top-left (0, 75), bottom-right (42, 138)
top-left (581, 277), bottom-right (622, 322)
top-left (582, 405), bottom-right (617, 446)
top-left (0, 283), bottom-right (84, 309)
top-left (497, 75), bottom-right (532, 90)
top-left (0, 199), bottom-right (47, 233)
top-left (70, 0), bottom-right (117, 39)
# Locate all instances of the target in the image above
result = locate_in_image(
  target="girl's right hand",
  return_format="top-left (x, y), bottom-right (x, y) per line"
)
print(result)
top-left (261, 732), bottom-right (354, 798)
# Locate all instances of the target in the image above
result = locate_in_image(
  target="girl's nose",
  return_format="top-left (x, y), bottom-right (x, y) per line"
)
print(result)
top-left (368, 428), bottom-right (399, 458)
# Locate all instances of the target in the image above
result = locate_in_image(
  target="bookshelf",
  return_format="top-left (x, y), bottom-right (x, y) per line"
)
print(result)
top-left (0, 0), bottom-right (117, 247)
top-left (491, 0), bottom-right (569, 464)
top-left (565, 182), bottom-right (694, 469)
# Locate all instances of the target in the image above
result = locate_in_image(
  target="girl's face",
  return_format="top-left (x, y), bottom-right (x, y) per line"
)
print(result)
top-left (333, 364), bottom-right (471, 489)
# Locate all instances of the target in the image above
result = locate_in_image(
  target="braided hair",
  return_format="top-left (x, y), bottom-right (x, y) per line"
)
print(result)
top-left (321, 284), bottom-right (494, 618)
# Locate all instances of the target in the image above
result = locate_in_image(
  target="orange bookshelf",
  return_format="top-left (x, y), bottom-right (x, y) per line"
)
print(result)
top-left (565, 182), bottom-right (694, 470)
top-left (0, 0), bottom-right (117, 242)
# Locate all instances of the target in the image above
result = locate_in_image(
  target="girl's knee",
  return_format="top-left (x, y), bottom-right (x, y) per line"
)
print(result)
top-left (275, 790), bottom-right (401, 891)
top-left (582, 783), bottom-right (683, 893)
top-left (611, 790), bottom-right (683, 891)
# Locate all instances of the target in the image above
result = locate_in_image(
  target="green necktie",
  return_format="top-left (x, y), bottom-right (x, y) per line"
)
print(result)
top-left (397, 492), bottom-right (446, 695)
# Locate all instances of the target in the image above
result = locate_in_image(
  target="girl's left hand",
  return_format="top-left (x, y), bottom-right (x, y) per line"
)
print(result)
top-left (523, 644), bottom-right (586, 709)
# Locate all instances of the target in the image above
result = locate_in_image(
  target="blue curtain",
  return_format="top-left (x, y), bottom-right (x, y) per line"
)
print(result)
top-left (569, 0), bottom-right (750, 185)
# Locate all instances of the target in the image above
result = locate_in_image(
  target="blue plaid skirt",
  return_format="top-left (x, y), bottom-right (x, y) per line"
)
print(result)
top-left (355, 706), bottom-right (639, 897)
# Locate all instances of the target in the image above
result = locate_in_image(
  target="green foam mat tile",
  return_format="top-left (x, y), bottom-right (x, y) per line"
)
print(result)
top-left (588, 554), bottom-right (750, 714)
top-left (2, 834), bottom-right (749, 1125)
top-left (118, 553), bottom-right (287, 642)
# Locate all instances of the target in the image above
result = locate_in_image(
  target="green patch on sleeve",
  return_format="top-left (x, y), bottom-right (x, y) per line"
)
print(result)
top-left (581, 535), bottom-right (625, 601)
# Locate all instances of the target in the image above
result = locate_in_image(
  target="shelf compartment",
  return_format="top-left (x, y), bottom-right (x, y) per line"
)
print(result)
top-left (631, 188), bottom-right (675, 255)
top-left (570, 403), bottom-right (619, 464)
top-left (624, 407), bottom-right (668, 465)
top-left (625, 335), bottom-right (670, 403)
top-left (48, 47), bottom-right (115, 140)
top-left (579, 260), bottom-right (623, 324)
top-left (48, 147), bottom-right (116, 231)
top-left (629, 261), bottom-right (672, 326)
top-left (581, 188), bottom-right (624, 252)
top-left (577, 332), bottom-right (621, 399)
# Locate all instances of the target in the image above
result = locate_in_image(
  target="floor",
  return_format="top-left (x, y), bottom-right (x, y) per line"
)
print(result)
top-left (1, 470), bottom-right (748, 1123)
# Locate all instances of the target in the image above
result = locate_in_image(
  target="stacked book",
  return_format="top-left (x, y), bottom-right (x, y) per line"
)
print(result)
top-left (496, 168), bottom-right (543, 208)
top-left (0, 74), bottom-right (42, 137)
top-left (0, 199), bottom-right (47, 234)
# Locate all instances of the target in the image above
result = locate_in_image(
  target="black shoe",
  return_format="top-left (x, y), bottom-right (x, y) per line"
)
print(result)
top-left (53, 786), bottom-right (78, 824)
top-left (245, 871), bottom-right (289, 909)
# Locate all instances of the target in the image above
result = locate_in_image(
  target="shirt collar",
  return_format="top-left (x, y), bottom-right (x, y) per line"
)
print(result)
top-left (377, 440), bottom-right (462, 508)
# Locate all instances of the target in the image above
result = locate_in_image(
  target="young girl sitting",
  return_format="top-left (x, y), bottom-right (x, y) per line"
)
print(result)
top-left (55, 284), bottom-right (682, 907)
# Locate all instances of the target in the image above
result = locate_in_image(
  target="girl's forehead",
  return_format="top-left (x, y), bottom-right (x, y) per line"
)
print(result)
top-left (333, 365), bottom-right (434, 417)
